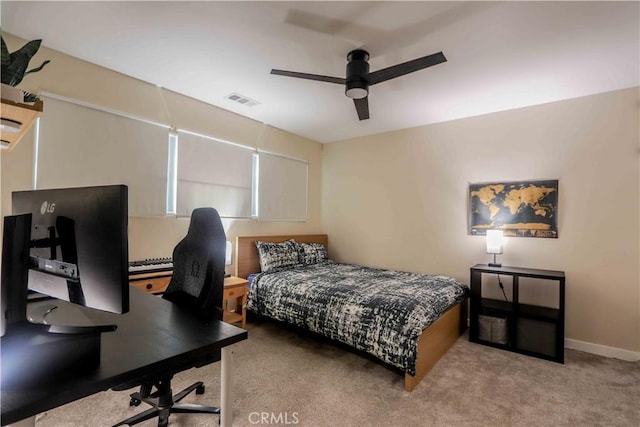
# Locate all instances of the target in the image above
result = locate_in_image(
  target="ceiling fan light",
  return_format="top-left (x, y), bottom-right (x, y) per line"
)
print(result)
top-left (346, 87), bottom-right (368, 99)
top-left (345, 80), bottom-right (369, 99)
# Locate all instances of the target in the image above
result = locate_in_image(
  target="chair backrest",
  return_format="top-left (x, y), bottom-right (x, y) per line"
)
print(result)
top-left (163, 207), bottom-right (226, 323)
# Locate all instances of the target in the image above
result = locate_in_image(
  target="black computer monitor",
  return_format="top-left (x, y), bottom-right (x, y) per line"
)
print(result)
top-left (1, 185), bottom-right (129, 335)
top-left (1, 185), bottom-right (129, 386)
top-left (15, 184), bottom-right (129, 314)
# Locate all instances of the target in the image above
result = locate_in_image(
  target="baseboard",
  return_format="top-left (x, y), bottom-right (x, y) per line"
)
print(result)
top-left (565, 338), bottom-right (640, 362)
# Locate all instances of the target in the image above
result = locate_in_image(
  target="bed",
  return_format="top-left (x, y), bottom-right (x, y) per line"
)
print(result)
top-left (235, 234), bottom-right (468, 392)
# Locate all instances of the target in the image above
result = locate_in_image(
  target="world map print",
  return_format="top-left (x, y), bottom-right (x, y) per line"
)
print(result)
top-left (469, 180), bottom-right (558, 238)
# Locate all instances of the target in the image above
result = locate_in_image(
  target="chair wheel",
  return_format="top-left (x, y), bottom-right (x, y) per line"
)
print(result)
top-left (129, 397), bottom-right (141, 406)
top-left (196, 384), bottom-right (205, 395)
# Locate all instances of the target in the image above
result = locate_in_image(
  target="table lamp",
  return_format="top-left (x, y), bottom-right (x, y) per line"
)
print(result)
top-left (486, 229), bottom-right (504, 267)
top-left (225, 240), bottom-right (232, 277)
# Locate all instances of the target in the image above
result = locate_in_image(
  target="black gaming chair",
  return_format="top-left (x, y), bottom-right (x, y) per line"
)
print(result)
top-left (113, 207), bottom-right (227, 427)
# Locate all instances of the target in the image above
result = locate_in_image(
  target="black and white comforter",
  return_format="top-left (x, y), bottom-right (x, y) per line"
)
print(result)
top-left (246, 262), bottom-right (467, 376)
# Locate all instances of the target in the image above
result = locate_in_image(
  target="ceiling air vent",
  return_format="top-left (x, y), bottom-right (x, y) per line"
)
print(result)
top-left (225, 93), bottom-right (260, 107)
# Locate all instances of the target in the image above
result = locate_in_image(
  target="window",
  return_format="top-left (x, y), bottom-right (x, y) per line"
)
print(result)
top-left (166, 130), bottom-right (178, 215)
top-left (34, 95), bottom-right (309, 221)
top-left (176, 130), bottom-right (254, 218)
top-left (255, 151), bottom-right (308, 221)
top-left (36, 96), bottom-right (170, 217)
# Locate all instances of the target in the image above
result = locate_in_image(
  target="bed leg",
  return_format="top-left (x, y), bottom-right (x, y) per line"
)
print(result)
top-left (404, 374), bottom-right (419, 392)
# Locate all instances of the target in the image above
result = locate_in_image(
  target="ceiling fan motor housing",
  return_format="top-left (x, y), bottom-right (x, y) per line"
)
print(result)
top-left (345, 49), bottom-right (370, 99)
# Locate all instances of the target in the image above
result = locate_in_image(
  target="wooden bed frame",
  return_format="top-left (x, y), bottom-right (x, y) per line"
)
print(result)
top-left (235, 234), bottom-right (467, 392)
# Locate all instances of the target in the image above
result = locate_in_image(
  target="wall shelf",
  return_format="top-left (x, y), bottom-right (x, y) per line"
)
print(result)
top-left (1, 98), bottom-right (44, 152)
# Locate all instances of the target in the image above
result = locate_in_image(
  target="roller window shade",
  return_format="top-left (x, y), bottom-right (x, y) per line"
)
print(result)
top-left (258, 152), bottom-right (308, 221)
top-left (36, 97), bottom-right (169, 217)
top-left (176, 131), bottom-right (253, 218)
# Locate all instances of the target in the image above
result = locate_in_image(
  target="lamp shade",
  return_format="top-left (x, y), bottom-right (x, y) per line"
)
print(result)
top-left (486, 230), bottom-right (504, 254)
top-left (225, 240), bottom-right (232, 266)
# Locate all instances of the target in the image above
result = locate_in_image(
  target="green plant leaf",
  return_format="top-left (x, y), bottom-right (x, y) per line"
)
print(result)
top-left (1, 35), bottom-right (11, 69)
top-left (11, 39), bottom-right (43, 62)
top-left (25, 59), bottom-right (50, 76)
top-left (23, 91), bottom-right (39, 103)
top-left (3, 58), bottom-right (28, 86)
top-left (1, 38), bottom-right (48, 86)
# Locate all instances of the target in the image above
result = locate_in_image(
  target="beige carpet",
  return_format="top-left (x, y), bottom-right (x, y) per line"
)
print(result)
top-left (35, 319), bottom-right (639, 426)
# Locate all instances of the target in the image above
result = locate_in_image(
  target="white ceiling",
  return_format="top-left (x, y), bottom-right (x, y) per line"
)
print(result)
top-left (1, 1), bottom-right (638, 143)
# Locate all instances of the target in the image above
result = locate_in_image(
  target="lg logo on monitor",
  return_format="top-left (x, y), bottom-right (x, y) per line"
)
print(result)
top-left (40, 201), bottom-right (56, 214)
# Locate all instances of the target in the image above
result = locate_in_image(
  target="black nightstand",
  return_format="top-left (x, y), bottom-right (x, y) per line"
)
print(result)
top-left (469, 264), bottom-right (565, 363)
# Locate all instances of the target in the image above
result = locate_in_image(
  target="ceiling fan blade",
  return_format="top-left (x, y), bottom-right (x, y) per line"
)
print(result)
top-left (353, 97), bottom-right (369, 120)
top-left (271, 69), bottom-right (345, 85)
top-left (366, 52), bottom-right (447, 85)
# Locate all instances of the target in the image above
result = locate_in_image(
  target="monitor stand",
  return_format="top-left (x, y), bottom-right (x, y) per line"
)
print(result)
top-left (1, 214), bottom-right (115, 389)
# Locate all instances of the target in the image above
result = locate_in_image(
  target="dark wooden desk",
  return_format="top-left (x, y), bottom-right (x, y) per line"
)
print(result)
top-left (1, 288), bottom-right (247, 426)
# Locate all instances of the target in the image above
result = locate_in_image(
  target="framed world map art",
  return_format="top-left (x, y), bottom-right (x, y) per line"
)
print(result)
top-left (468, 179), bottom-right (558, 238)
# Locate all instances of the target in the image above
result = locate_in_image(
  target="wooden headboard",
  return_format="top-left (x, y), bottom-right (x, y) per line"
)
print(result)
top-left (235, 234), bottom-right (328, 279)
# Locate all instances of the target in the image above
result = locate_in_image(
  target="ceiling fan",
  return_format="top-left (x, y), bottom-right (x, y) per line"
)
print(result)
top-left (271, 49), bottom-right (447, 120)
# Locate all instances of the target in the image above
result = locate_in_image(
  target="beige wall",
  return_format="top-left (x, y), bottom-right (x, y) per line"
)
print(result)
top-left (2, 34), bottom-right (638, 354)
top-left (322, 87), bottom-right (640, 353)
top-left (0, 34), bottom-right (323, 273)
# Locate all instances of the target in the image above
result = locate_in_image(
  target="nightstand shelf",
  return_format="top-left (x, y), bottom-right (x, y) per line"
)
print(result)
top-left (470, 264), bottom-right (565, 363)
top-left (223, 276), bottom-right (248, 329)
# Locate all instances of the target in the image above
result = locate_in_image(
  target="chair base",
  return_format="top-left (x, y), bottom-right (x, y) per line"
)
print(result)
top-left (113, 380), bottom-right (219, 427)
